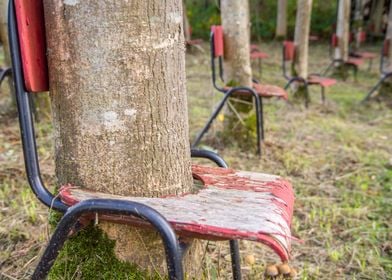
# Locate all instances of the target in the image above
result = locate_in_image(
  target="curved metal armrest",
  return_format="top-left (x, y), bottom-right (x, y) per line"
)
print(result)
top-left (191, 149), bottom-right (228, 168)
top-left (33, 199), bottom-right (183, 280)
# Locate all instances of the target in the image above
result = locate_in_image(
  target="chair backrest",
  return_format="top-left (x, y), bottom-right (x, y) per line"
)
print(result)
top-left (383, 39), bottom-right (390, 57)
top-left (211, 25), bottom-right (224, 58)
top-left (331, 34), bottom-right (339, 48)
top-left (14, 0), bottom-right (49, 92)
top-left (359, 31), bottom-right (367, 43)
top-left (283, 41), bottom-right (295, 62)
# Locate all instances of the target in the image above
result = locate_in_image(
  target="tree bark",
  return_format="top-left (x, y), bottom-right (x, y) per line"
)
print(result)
top-left (294, 0), bottom-right (312, 79)
top-left (335, 0), bottom-right (351, 62)
top-left (221, 0), bottom-right (252, 87)
top-left (43, 0), bottom-right (197, 275)
top-left (276, 0), bottom-right (287, 39)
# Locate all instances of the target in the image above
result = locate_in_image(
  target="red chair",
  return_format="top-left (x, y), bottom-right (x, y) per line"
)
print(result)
top-left (362, 39), bottom-right (392, 102)
top-left (323, 34), bottom-right (364, 80)
top-left (8, 1), bottom-right (295, 279)
top-left (250, 44), bottom-right (269, 76)
top-left (350, 31), bottom-right (377, 70)
top-left (192, 25), bottom-right (288, 156)
top-left (282, 41), bottom-right (337, 107)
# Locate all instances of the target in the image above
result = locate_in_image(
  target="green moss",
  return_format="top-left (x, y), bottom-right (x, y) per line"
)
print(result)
top-left (48, 225), bottom-right (158, 280)
top-left (292, 84), bottom-right (309, 104)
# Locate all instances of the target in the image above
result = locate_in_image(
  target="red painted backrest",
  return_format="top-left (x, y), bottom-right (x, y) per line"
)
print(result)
top-left (212, 25), bottom-right (224, 57)
top-left (283, 41), bottom-right (295, 61)
top-left (383, 40), bottom-right (390, 57)
top-left (14, 0), bottom-right (49, 92)
top-left (331, 34), bottom-right (339, 48)
top-left (359, 31), bottom-right (366, 43)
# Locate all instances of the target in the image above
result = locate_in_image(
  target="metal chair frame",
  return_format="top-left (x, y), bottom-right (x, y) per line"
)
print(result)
top-left (282, 42), bottom-right (327, 108)
top-left (322, 34), bottom-right (360, 80)
top-left (362, 39), bottom-right (392, 103)
top-left (192, 27), bottom-right (264, 156)
top-left (8, 1), bottom-right (242, 279)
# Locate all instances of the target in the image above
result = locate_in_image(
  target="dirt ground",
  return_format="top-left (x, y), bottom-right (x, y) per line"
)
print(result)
top-left (1, 41), bottom-right (391, 279)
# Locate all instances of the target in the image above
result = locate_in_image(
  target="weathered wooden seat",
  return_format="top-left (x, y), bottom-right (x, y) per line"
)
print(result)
top-left (60, 164), bottom-right (294, 261)
top-left (282, 41), bottom-right (337, 107)
top-left (9, 1), bottom-right (296, 279)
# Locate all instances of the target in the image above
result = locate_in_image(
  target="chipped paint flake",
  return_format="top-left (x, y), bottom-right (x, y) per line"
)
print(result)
top-left (63, 0), bottom-right (79, 6)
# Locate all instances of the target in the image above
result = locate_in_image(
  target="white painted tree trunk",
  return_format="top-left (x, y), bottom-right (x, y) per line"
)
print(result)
top-left (335, 0), bottom-right (351, 61)
top-left (276, 0), bottom-right (287, 38)
top-left (294, 0), bottom-right (313, 79)
top-left (43, 0), bottom-right (198, 274)
top-left (221, 0), bottom-right (252, 87)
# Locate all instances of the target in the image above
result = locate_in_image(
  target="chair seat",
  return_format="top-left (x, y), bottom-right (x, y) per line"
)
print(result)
top-left (347, 57), bottom-right (364, 66)
top-left (59, 164), bottom-right (295, 261)
top-left (223, 83), bottom-right (288, 100)
top-left (250, 51), bottom-right (269, 59)
top-left (351, 51), bottom-right (377, 59)
top-left (308, 75), bottom-right (337, 87)
top-left (186, 39), bottom-right (203, 46)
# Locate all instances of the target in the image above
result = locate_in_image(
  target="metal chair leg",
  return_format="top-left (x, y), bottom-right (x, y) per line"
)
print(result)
top-left (321, 86), bottom-right (326, 104)
top-left (361, 75), bottom-right (390, 103)
top-left (304, 83), bottom-right (310, 108)
top-left (32, 199), bottom-right (183, 280)
top-left (229, 240), bottom-right (241, 280)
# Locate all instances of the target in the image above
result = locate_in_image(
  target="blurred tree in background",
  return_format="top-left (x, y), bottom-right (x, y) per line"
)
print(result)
top-left (185, 0), bottom-right (337, 40)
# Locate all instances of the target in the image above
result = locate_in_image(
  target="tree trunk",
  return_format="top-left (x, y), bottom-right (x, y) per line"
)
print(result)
top-left (183, 1), bottom-right (191, 42)
top-left (43, 0), bottom-right (198, 276)
top-left (378, 0), bottom-right (392, 104)
top-left (221, 0), bottom-right (252, 87)
top-left (0, 0), bottom-right (15, 108)
top-left (370, 0), bottom-right (385, 34)
top-left (335, 0), bottom-right (351, 62)
top-left (354, 0), bottom-right (364, 49)
top-left (294, 0), bottom-right (312, 79)
top-left (276, 0), bottom-right (287, 39)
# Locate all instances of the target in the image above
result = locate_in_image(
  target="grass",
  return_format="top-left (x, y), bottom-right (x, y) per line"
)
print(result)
top-left (1, 41), bottom-right (391, 279)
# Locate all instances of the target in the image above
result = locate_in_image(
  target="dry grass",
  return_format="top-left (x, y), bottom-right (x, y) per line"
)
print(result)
top-left (0, 41), bottom-right (391, 279)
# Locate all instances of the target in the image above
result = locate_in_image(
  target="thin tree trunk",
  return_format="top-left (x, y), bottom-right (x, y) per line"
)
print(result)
top-left (354, 0), bottom-right (364, 49)
top-left (221, 0), bottom-right (252, 87)
top-left (43, 0), bottom-right (199, 276)
top-left (183, 1), bottom-right (191, 42)
top-left (386, 1), bottom-right (392, 71)
top-left (294, 0), bottom-right (312, 79)
top-left (370, 0), bottom-right (385, 34)
top-left (335, 0), bottom-right (351, 61)
top-left (276, 0), bottom-right (287, 39)
top-left (378, 0), bottom-right (392, 104)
